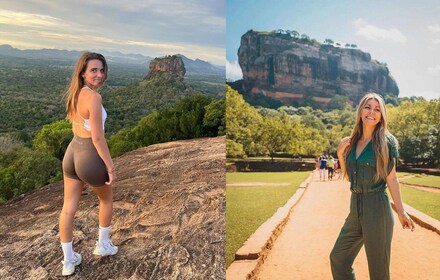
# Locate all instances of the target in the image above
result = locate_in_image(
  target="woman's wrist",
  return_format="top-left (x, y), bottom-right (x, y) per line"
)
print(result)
top-left (106, 165), bottom-right (115, 173)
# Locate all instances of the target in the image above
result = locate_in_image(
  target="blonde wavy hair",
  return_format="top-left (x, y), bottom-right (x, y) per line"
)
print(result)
top-left (343, 92), bottom-right (391, 182)
top-left (65, 52), bottom-right (108, 121)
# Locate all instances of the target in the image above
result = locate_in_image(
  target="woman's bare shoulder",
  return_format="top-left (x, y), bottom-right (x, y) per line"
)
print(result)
top-left (80, 88), bottom-right (101, 103)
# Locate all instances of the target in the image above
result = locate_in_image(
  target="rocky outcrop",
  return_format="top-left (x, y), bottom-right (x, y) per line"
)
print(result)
top-left (0, 137), bottom-right (225, 279)
top-left (146, 55), bottom-right (186, 81)
top-left (238, 30), bottom-right (399, 106)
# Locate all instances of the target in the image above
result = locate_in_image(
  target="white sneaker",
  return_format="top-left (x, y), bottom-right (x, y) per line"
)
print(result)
top-left (62, 252), bottom-right (82, 276)
top-left (93, 241), bottom-right (118, 256)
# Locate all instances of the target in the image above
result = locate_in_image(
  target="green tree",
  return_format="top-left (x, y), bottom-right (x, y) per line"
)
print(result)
top-left (226, 86), bottom-right (262, 157)
top-left (203, 99), bottom-right (226, 136)
top-left (33, 120), bottom-right (72, 160)
top-left (302, 127), bottom-right (328, 156)
top-left (226, 139), bottom-right (244, 158)
top-left (327, 95), bottom-right (351, 111)
top-left (259, 116), bottom-right (290, 160)
top-left (388, 99), bottom-right (439, 167)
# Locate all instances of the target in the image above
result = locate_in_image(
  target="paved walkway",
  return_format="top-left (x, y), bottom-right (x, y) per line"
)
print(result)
top-left (257, 172), bottom-right (440, 280)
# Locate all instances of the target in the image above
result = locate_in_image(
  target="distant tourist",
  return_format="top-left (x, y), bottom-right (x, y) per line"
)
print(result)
top-left (319, 156), bottom-right (327, 181)
top-left (59, 52), bottom-right (118, 276)
top-left (327, 156), bottom-right (335, 180)
top-left (330, 93), bottom-right (415, 280)
top-left (334, 159), bottom-right (341, 179)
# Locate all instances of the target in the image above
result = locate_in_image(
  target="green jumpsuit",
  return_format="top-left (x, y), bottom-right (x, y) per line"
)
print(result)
top-left (330, 135), bottom-right (398, 280)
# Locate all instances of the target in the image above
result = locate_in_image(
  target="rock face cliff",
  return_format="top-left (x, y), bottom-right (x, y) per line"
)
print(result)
top-left (0, 137), bottom-right (225, 280)
top-left (238, 30), bottom-right (399, 106)
top-left (146, 55), bottom-right (186, 81)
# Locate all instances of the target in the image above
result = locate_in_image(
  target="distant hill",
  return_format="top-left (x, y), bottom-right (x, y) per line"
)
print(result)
top-left (0, 45), bottom-right (224, 75)
top-left (176, 53), bottom-right (225, 75)
top-left (0, 44), bottom-right (148, 65)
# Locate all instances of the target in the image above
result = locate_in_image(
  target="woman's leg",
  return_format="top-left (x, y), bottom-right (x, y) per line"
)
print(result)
top-left (59, 177), bottom-right (84, 242)
top-left (330, 195), bottom-right (364, 280)
top-left (89, 184), bottom-right (113, 227)
top-left (363, 193), bottom-right (394, 280)
top-left (89, 184), bottom-right (118, 256)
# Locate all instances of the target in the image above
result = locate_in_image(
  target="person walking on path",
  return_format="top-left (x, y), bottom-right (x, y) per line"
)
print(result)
top-left (319, 156), bottom-right (328, 181)
top-left (330, 93), bottom-right (415, 280)
top-left (59, 52), bottom-right (118, 276)
top-left (327, 156), bottom-right (335, 180)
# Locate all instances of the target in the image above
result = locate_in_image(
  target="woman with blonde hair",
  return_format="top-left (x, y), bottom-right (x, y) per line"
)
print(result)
top-left (59, 52), bottom-right (118, 276)
top-left (330, 92), bottom-right (414, 280)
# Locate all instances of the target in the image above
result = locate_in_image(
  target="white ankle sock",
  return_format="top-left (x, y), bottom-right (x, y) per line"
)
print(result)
top-left (61, 241), bottom-right (74, 262)
top-left (98, 226), bottom-right (111, 244)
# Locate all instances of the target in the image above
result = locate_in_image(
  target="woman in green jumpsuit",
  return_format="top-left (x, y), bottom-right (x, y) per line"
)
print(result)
top-left (330, 93), bottom-right (415, 280)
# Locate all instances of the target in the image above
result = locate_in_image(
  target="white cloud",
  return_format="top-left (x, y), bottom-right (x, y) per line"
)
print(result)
top-left (353, 18), bottom-right (407, 43)
top-left (0, 1), bottom-right (225, 65)
top-left (427, 65), bottom-right (440, 75)
top-left (0, 9), bottom-right (65, 28)
top-left (428, 24), bottom-right (440, 33)
top-left (226, 60), bottom-right (242, 81)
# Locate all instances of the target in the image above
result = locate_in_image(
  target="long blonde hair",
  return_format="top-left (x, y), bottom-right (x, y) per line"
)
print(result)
top-left (65, 52), bottom-right (108, 121)
top-left (343, 93), bottom-right (391, 182)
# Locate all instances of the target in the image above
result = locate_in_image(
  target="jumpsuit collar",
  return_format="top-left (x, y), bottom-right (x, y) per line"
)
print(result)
top-left (354, 139), bottom-right (372, 161)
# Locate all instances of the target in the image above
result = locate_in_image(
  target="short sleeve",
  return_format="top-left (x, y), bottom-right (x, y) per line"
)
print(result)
top-left (387, 133), bottom-right (399, 173)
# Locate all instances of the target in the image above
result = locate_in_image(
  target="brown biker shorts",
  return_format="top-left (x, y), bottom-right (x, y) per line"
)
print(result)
top-left (62, 135), bottom-right (108, 187)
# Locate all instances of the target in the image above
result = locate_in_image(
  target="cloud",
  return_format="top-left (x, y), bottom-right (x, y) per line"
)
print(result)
top-left (427, 65), bottom-right (440, 75)
top-left (226, 60), bottom-right (242, 81)
top-left (0, 9), bottom-right (65, 28)
top-left (428, 24), bottom-right (440, 33)
top-left (0, 1), bottom-right (225, 64)
top-left (353, 18), bottom-right (407, 43)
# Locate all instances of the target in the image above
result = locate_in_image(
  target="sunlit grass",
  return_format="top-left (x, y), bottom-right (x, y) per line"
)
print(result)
top-left (400, 186), bottom-right (440, 220)
top-left (226, 171), bottom-right (311, 267)
top-left (399, 174), bottom-right (440, 188)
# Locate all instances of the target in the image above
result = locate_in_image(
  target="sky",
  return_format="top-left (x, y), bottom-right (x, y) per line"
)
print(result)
top-left (0, 0), bottom-right (225, 65)
top-left (226, 0), bottom-right (440, 100)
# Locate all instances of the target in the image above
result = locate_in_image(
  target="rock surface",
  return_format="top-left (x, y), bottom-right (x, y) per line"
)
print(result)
top-left (0, 137), bottom-right (225, 280)
top-left (146, 55), bottom-right (186, 81)
top-left (238, 30), bottom-right (399, 106)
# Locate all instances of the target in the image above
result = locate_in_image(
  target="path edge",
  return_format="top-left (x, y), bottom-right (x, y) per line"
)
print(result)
top-left (226, 171), bottom-right (315, 280)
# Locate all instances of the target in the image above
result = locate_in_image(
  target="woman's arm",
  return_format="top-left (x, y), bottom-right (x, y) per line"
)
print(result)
top-left (386, 163), bottom-right (415, 231)
top-left (337, 136), bottom-right (351, 180)
top-left (88, 92), bottom-right (115, 185)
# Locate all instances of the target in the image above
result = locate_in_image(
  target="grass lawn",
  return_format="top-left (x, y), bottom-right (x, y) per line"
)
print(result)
top-left (399, 174), bottom-right (440, 188)
top-left (396, 172), bottom-right (415, 178)
top-left (226, 171), bottom-right (311, 267)
top-left (400, 186), bottom-right (440, 220)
